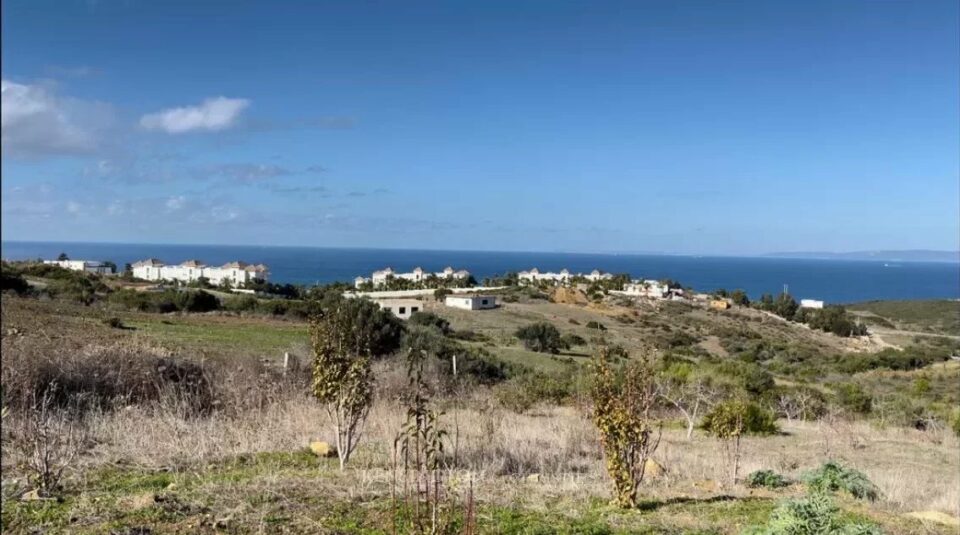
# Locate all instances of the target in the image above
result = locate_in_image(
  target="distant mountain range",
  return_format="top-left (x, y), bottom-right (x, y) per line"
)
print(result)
top-left (764, 250), bottom-right (959, 263)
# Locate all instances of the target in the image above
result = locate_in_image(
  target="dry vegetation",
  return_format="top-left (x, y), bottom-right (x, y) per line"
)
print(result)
top-left (1, 290), bottom-right (958, 534)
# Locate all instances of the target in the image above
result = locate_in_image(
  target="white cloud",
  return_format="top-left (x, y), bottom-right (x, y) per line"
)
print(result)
top-left (165, 195), bottom-right (186, 211)
top-left (139, 97), bottom-right (250, 134)
top-left (1, 79), bottom-right (113, 156)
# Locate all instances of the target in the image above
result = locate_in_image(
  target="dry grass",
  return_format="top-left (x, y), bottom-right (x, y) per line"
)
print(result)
top-left (7, 382), bottom-right (953, 517)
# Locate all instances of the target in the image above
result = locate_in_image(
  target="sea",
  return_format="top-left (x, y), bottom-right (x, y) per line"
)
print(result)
top-left (2, 241), bottom-right (958, 304)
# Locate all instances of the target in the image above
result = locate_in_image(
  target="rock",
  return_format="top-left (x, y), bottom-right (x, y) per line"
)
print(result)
top-left (165, 483), bottom-right (178, 491)
top-left (525, 473), bottom-right (541, 483)
top-left (644, 458), bottom-right (666, 479)
top-left (309, 441), bottom-right (336, 458)
top-left (20, 489), bottom-right (42, 501)
top-left (904, 511), bottom-right (960, 527)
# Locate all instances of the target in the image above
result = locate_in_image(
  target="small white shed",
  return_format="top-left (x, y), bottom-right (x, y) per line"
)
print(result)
top-left (800, 299), bottom-right (825, 309)
top-left (374, 299), bottom-right (423, 320)
top-left (445, 295), bottom-right (496, 311)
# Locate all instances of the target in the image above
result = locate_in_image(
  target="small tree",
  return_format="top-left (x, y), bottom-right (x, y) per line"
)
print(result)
top-left (311, 303), bottom-right (378, 470)
top-left (57, 252), bottom-right (69, 261)
top-left (702, 399), bottom-right (777, 483)
top-left (591, 347), bottom-right (662, 508)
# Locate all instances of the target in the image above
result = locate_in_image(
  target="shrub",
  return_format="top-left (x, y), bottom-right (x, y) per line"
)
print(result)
top-left (702, 399), bottom-right (778, 482)
top-left (1, 263), bottom-right (31, 295)
top-left (560, 333), bottom-right (587, 348)
top-left (102, 317), bottom-right (125, 329)
top-left (585, 321), bottom-right (606, 331)
top-left (433, 288), bottom-right (452, 302)
top-left (223, 295), bottom-right (259, 312)
top-left (494, 380), bottom-right (535, 414)
top-left (174, 290), bottom-right (220, 312)
top-left (802, 461), bottom-right (881, 501)
top-left (953, 411), bottom-right (960, 438)
top-left (515, 322), bottom-right (564, 354)
top-left (409, 311), bottom-right (451, 335)
top-left (746, 469), bottom-right (790, 489)
top-left (744, 492), bottom-right (881, 535)
top-left (833, 383), bottom-right (872, 415)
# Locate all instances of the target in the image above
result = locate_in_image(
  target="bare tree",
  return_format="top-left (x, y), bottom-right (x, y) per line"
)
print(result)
top-left (657, 373), bottom-right (720, 440)
top-left (22, 389), bottom-right (88, 496)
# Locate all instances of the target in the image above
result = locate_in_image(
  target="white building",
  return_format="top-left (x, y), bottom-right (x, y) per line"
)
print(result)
top-left (131, 259), bottom-right (269, 286)
top-left (43, 259), bottom-right (114, 275)
top-left (445, 295), bottom-right (496, 310)
top-left (518, 268), bottom-right (571, 284)
top-left (518, 268), bottom-right (613, 285)
top-left (623, 279), bottom-right (669, 299)
top-left (800, 299), bottom-right (825, 309)
top-left (355, 266), bottom-right (471, 288)
top-left (585, 269), bottom-right (614, 282)
top-left (373, 298), bottom-right (423, 320)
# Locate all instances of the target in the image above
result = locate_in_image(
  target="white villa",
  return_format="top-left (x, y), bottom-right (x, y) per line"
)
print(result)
top-left (800, 299), bottom-right (825, 309)
top-left (445, 295), bottom-right (497, 310)
top-left (623, 279), bottom-right (670, 299)
top-left (43, 259), bottom-right (114, 275)
top-left (518, 268), bottom-right (613, 285)
top-left (131, 259), bottom-right (269, 286)
top-left (354, 266), bottom-right (471, 288)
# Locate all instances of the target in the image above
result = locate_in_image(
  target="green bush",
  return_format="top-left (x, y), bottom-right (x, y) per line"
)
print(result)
top-left (833, 383), bottom-right (873, 415)
top-left (560, 332), bottom-right (587, 348)
top-left (746, 469), bottom-right (790, 489)
top-left (515, 322), bottom-right (564, 354)
top-left (953, 411), bottom-right (960, 438)
top-left (223, 295), bottom-right (259, 312)
top-left (409, 311), bottom-right (451, 334)
top-left (744, 492), bottom-right (881, 535)
top-left (0, 263), bottom-right (31, 295)
top-left (174, 290), bottom-right (220, 312)
top-left (702, 399), bottom-right (779, 436)
top-left (802, 461), bottom-right (881, 502)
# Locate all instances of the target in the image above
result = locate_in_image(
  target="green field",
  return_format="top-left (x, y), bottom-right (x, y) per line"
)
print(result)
top-left (848, 300), bottom-right (960, 336)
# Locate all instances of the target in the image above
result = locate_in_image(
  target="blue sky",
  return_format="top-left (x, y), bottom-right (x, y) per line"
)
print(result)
top-left (2, 0), bottom-right (957, 254)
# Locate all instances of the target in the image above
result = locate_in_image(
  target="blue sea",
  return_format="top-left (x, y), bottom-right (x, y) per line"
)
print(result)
top-left (2, 241), bottom-right (958, 304)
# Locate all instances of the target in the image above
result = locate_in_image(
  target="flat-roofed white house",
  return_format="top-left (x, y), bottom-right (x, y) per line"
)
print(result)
top-left (373, 298), bottom-right (423, 320)
top-left (131, 259), bottom-right (269, 286)
top-left (800, 299), bottom-right (825, 309)
top-left (356, 266), bottom-right (471, 288)
top-left (445, 295), bottom-right (496, 310)
top-left (623, 279), bottom-right (669, 299)
top-left (43, 259), bottom-right (114, 275)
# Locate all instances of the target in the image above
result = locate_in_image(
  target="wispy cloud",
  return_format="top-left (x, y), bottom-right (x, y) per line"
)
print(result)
top-left (140, 96), bottom-right (250, 134)
top-left (1, 79), bottom-right (115, 157)
top-left (204, 163), bottom-right (292, 183)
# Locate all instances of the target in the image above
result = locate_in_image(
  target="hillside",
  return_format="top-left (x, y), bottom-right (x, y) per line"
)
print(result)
top-left (1, 276), bottom-right (959, 533)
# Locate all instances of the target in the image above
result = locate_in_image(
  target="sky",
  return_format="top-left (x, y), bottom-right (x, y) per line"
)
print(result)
top-left (2, 0), bottom-right (958, 255)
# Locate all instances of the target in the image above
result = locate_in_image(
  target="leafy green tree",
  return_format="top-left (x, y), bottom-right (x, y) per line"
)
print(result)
top-left (310, 301), bottom-right (388, 470)
top-left (57, 252), bottom-right (69, 261)
top-left (515, 322), bottom-right (564, 353)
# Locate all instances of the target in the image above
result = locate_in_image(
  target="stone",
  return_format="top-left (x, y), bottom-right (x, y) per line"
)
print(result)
top-left (309, 441), bottom-right (336, 458)
top-left (20, 489), bottom-right (42, 501)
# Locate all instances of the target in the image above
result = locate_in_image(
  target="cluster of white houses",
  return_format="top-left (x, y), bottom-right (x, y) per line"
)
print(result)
top-left (354, 266), bottom-right (471, 288)
top-left (43, 259), bottom-right (114, 275)
top-left (517, 268), bottom-right (614, 284)
top-left (131, 259), bottom-right (269, 286)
